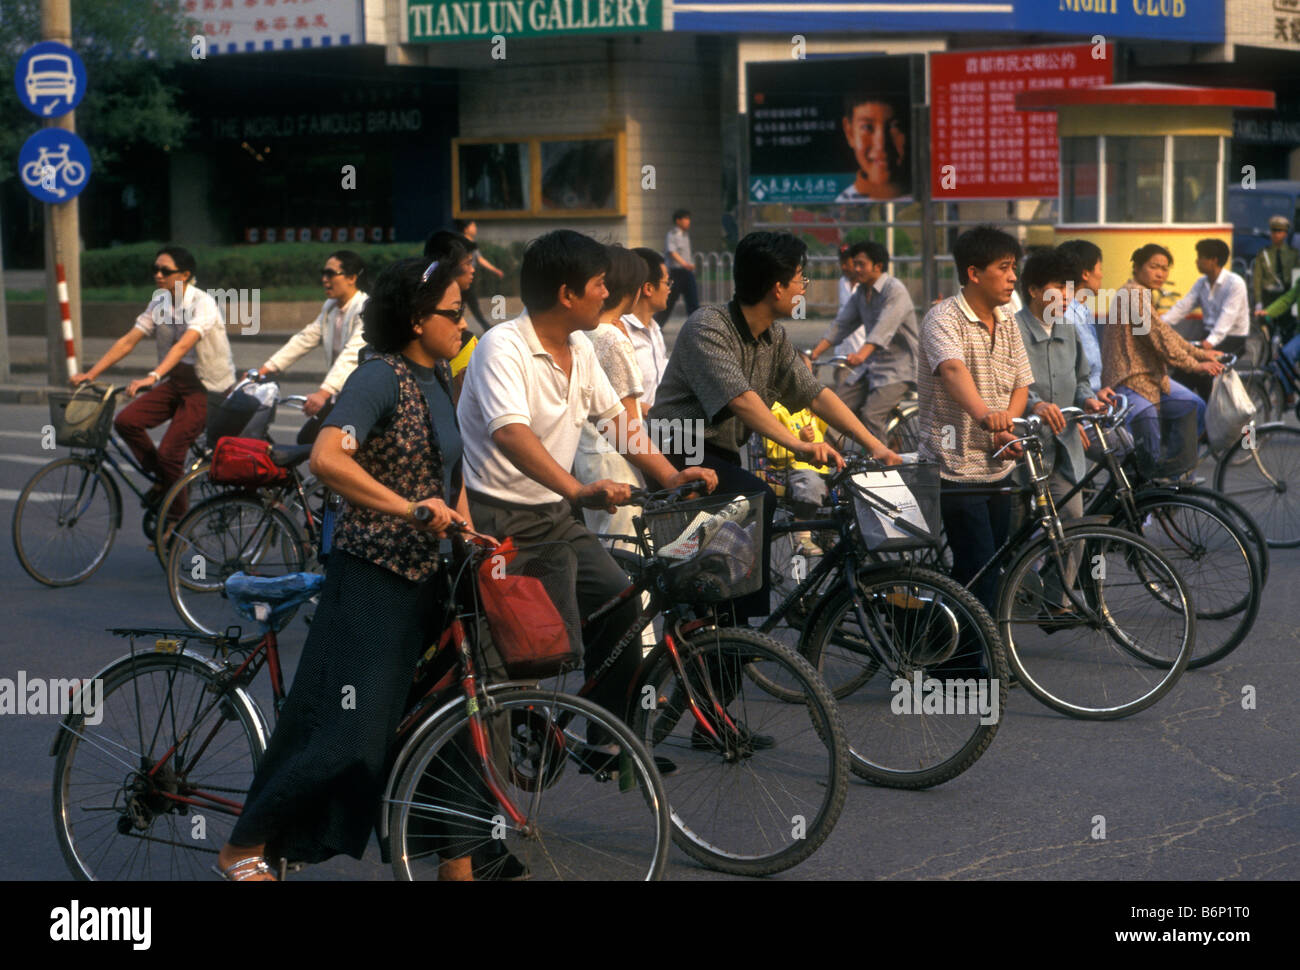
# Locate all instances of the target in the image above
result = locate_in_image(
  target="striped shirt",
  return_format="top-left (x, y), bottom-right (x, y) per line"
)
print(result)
top-left (917, 291), bottom-right (1034, 482)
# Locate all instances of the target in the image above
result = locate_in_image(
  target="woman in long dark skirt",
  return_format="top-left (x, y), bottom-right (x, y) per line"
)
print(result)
top-left (216, 257), bottom-right (483, 881)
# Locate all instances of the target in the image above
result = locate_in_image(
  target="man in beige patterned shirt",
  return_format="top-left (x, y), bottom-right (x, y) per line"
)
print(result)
top-left (918, 225), bottom-right (1034, 613)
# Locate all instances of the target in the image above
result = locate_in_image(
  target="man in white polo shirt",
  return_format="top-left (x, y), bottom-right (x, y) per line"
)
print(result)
top-left (72, 245), bottom-right (235, 522)
top-left (458, 230), bottom-right (716, 730)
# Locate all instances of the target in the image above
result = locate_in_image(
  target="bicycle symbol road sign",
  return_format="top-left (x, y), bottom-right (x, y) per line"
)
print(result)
top-left (19, 129), bottom-right (92, 203)
top-left (13, 41), bottom-right (86, 118)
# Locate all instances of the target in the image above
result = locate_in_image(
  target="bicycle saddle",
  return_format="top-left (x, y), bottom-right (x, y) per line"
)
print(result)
top-left (270, 443), bottom-right (314, 468)
top-left (224, 571), bottom-right (324, 629)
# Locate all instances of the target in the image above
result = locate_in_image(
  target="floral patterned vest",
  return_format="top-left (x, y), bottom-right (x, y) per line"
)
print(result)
top-left (332, 353), bottom-right (450, 583)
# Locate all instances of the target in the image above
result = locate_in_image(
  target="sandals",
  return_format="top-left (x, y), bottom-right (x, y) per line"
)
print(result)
top-left (212, 856), bottom-right (277, 882)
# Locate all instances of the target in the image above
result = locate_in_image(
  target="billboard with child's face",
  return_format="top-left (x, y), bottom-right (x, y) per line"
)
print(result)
top-left (747, 56), bottom-right (915, 205)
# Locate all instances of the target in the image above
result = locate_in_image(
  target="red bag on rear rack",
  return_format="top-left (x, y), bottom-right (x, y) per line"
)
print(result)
top-left (475, 538), bottom-right (581, 678)
top-left (209, 436), bottom-right (289, 487)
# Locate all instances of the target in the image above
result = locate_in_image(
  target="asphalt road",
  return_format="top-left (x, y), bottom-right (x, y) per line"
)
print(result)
top-left (0, 378), bottom-right (1297, 882)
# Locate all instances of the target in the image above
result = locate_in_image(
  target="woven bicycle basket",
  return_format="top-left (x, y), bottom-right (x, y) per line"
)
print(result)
top-left (48, 385), bottom-right (116, 449)
top-left (639, 492), bottom-right (763, 603)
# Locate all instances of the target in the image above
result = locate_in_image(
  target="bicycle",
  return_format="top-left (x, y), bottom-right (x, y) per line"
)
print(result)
top-left (969, 413), bottom-right (1196, 718)
top-left (806, 352), bottom-right (921, 454)
top-left (163, 442), bottom-right (324, 642)
top-left (13, 384), bottom-right (208, 586)
top-left (150, 374), bottom-right (308, 566)
top-left (51, 527), bottom-right (671, 882)
top-left (740, 454), bottom-right (1009, 789)
top-left (590, 485), bottom-right (849, 875)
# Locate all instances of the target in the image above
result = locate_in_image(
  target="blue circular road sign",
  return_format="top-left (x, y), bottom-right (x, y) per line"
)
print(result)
top-left (14, 41), bottom-right (87, 119)
top-left (19, 129), bottom-right (92, 202)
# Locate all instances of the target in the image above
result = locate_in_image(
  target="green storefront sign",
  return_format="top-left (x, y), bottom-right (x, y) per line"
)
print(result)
top-left (407, 0), bottom-right (662, 40)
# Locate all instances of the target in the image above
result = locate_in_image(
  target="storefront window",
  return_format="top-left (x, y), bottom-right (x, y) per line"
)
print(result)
top-left (1173, 136), bottom-right (1219, 223)
top-left (1061, 136), bottom-right (1099, 223)
top-left (457, 141), bottom-right (531, 214)
top-left (1105, 136), bottom-right (1164, 223)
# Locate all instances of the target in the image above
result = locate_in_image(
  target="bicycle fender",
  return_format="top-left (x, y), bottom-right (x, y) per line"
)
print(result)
top-left (47, 648), bottom-right (268, 757)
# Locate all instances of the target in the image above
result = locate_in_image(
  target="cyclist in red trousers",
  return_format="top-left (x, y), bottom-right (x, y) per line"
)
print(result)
top-left (71, 245), bottom-right (235, 529)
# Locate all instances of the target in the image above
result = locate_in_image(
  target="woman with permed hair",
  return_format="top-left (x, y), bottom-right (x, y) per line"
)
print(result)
top-left (214, 257), bottom-right (487, 881)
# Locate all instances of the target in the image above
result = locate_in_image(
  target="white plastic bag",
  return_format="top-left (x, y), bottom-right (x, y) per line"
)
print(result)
top-left (1205, 370), bottom-right (1256, 453)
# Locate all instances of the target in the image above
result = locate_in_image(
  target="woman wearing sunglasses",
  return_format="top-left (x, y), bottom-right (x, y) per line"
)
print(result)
top-left (70, 245), bottom-right (235, 523)
top-left (216, 257), bottom-right (495, 882)
top-left (257, 250), bottom-right (369, 437)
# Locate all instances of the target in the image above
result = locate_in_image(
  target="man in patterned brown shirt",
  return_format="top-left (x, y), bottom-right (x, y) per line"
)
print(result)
top-left (917, 225), bottom-right (1034, 615)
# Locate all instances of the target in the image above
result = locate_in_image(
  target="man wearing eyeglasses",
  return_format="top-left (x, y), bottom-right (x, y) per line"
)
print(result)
top-left (71, 245), bottom-right (235, 520)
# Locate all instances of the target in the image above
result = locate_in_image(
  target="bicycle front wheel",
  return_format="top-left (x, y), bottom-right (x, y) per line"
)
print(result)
top-left (13, 457), bottom-right (119, 587)
top-left (632, 626), bottom-right (848, 876)
top-left (166, 494), bottom-right (307, 638)
top-left (998, 526), bottom-right (1194, 720)
top-left (153, 459), bottom-right (221, 566)
top-left (803, 562), bottom-right (1008, 789)
top-left (52, 651), bottom-right (266, 880)
top-left (1214, 424), bottom-right (1300, 548)
top-left (389, 688), bottom-right (669, 881)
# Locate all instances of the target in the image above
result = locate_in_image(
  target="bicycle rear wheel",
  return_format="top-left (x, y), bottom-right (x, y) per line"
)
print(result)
top-left (166, 494), bottom-right (307, 639)
top-left (998, 526), bottom-right (1194, 719)
top-left (1214, 424), bottom-right (1300, 548)
top-left (52, 651), bottom-right (265, 880)
top-left (803, 562), bottom-right (1007, 789)
top-left (631, 626), bottom-right (848, 876)
top-left (886, 403), bottom-right (921, 453)
top-left (388, 688), bottom-right (669, 881)
top-left (13, 457), bottom-right (120, 587)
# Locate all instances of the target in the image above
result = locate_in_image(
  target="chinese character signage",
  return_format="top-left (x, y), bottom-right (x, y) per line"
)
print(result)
top-left (406, 0), bottom-right (663, 40)
top-left (747, 56), bottom-right (916, 205)
top-left (929, 43), bottom-right (1113, 201)
top-left (179, 0), bottom-right (363, 54)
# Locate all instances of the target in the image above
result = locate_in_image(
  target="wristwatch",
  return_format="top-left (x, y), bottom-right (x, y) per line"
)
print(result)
top-left (147, 371), bottom-right (160, 383)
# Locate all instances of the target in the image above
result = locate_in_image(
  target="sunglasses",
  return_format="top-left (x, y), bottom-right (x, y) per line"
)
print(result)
top-left (321, 268), bottom-right (344, 278)
top-left (152, 264), bottom-right (182, 276)
top-left (427, 306), bottom-right (464, 322)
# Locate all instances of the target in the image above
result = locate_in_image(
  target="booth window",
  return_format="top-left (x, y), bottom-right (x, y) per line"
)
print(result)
top-left (1061, 136), bottom-right (1099, 224)
top-left (454, 133), bottom-right (625, 219)
top-left (1105, 136), bottom-right (1164, 224)
top-left (1173, 136), bottom-right (1219, 224)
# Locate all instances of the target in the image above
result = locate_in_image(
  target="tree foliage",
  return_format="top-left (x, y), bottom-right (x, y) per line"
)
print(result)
top-left (0, 0), bottom-right (194, 181)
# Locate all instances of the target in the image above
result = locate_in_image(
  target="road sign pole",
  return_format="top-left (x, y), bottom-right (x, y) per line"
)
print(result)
top-left (41, 0), bottom-right (81, 386)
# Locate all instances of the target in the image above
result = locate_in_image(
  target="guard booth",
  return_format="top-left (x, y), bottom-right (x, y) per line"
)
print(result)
top-left (1015, 83), bottom-right (1275, 319)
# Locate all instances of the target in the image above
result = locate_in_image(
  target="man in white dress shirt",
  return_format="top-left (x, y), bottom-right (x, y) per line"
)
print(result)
top-left (1162, 237), bottom-right (1250, 399)
top-left (259, 250), bottom-right (369, 421)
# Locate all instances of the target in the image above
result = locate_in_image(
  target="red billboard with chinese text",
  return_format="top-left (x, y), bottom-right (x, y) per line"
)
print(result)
top-left (930, 43), bottom-right (1113, 200)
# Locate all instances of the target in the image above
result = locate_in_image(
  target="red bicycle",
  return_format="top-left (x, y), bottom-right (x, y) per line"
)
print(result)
top-left (50, 526), bottom-right (670, 881)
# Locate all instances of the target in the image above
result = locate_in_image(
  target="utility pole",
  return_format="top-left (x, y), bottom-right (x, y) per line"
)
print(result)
top-left (42, 0), bottom-right (82, 385)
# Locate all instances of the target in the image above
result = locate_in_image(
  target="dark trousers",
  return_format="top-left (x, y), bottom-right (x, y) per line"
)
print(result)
top-left (112, 363), bottom-right (208, 519)
top-left (667, 446), bottom-right (776, 623)
top-left (655, 267), bottom-right (700, 329)
top-left (940, 475), bottom-right (1013, 614)
top-left (467, 494), bottom-right (643, 723)
top-left (230, 551), bottom-right (442, 863)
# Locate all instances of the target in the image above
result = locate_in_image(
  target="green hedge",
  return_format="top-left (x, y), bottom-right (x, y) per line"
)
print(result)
top-left (79, 240), bottom-right (524, 297)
